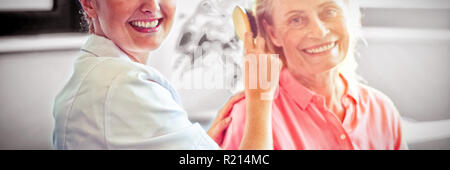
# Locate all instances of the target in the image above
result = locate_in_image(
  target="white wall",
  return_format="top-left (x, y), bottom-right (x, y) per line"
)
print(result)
top-left (0, 50), bottom-right (78, 149)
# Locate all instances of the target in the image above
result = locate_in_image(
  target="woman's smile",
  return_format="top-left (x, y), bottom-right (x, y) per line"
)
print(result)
top-left (300, 41), bottom-right (339, 57)
top-left (129, 18), bottom-right (164, 33)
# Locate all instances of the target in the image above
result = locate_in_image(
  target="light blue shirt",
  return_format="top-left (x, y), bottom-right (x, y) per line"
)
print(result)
top-left (52, 35), bottom-right (219, 149)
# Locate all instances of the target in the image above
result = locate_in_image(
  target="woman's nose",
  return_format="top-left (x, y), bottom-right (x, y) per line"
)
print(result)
top-left (140, 0), bottom-right (160, 14)
top-left (307, 16), bottom-right (330, 38)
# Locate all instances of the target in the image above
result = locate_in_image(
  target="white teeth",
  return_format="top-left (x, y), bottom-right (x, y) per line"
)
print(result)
top-left (150, 20), bottom-right (158, 27)
top-left (131, 20), bottom-right (159, 28)
top-left (305, 42), bottom-right (336, 54)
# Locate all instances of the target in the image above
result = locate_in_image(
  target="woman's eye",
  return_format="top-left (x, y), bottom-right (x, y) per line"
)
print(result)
top-left (323, 8), bottom-right (338, 18)
top-left (288, 16), bottom-right (304, 26)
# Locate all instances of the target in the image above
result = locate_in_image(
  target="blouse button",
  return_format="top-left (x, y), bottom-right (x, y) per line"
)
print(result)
top-left (340, 134), bottom-right (347, 140)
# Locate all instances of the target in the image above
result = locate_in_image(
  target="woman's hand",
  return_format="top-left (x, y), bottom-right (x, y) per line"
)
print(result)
top-left (243, 32), bottom-right (282, 100)
top-left (208, 32), bottom-right (282, 149)
top-left (207, 92), bottom-right (245, 145)
top-left (239, 32), bottom-right (282, 150)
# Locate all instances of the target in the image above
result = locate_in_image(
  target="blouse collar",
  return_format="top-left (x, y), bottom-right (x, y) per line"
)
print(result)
top-left (80, 34), bottom-right (132, 62)
top-left (279, 68), bottom-right (359, 110)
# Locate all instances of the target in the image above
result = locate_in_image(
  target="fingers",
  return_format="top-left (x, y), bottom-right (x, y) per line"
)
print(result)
top-left (229, 91), bottom-right (245, 104)
top-left (275, 57), bottom-right (283, 72)
top-left (270, 54), bottom-right (283, 73)
top-left (244, 32), bottom-right (255, 54)
top-left (209, 117), bottom-right (232, 134)
top-left (256, 36), bottom-right (265, 51)
top-left (244, 32), bottom-right (265, 54)
top-left (207, 117), bottom-right (232, 144)
top-left (218, 117), bottom-right (232, 131)
top-left (216, 92), bottom-right (245, 119)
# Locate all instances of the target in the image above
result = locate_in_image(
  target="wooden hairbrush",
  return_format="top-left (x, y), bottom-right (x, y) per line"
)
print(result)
top-left (232, 6), bottom-right (258, 40)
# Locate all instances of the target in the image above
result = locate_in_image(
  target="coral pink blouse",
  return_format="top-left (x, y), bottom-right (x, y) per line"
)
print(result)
top-left (221, 69), bottom-right (406, 150)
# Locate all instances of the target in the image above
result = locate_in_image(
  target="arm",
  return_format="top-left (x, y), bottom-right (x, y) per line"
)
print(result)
top-left (240, 95), bottom-right (274, 149)
top-left (239, 32), bottom-right (281, 150)
top-left (106, 68), bottom-right (219, 150)
top-left (207, 33), bottom-right (281, 150)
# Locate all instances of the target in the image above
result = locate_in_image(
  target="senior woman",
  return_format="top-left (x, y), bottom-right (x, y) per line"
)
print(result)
top-left (52, 0), bottom-right (280, 149)
top-left (221, 0), bottom-right (408, 150)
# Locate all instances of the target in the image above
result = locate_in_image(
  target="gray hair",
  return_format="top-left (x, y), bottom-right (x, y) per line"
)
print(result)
top-left (254, 0), bottom-right (364, 82)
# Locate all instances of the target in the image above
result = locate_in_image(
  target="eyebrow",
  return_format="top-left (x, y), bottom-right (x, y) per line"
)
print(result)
top-left (283, 1), bottom-right (339, 17)
top-left (284, 10), bottom-right (305, 17)
top-left (319, 1), bottom-right (342, 9)
top-left (319, 1), bottom-right (337, 8)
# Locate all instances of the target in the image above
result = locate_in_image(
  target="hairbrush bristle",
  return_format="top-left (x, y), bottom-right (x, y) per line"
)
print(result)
top-left (245, 9), bottom-right (258, 38)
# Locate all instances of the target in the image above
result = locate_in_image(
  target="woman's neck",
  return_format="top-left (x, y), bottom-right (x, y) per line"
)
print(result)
top-left (117, 46), bottom-right (149, 65)
top-left (128, 52), bottom-right (149, 65)
top-left (291, 68), bottom-right (347, 119)
top-left (93, 33), bottom-right (149, 65)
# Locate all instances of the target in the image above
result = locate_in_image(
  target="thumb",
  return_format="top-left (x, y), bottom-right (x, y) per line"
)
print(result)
top-left (217, 117), bottom-right (232, 132)
top-left (208, 117), bottom-right (232, 144)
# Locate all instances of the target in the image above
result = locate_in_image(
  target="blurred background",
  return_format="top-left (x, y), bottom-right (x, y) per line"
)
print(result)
top-left (0, 0), bottom-right (449, 149)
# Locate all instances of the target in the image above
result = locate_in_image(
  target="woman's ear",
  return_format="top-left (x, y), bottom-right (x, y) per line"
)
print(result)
top-left (263, 19), bottom-right (282, 47)
top-left (79, 0), bottom-right (98, 19)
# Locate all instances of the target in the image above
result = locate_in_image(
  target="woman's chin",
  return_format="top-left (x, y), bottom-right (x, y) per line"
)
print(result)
top-left (133, 40), bottom-right (163, 51)
top-left (301, 51), bottom-right (345, 72)
top-left (138, 46), bottom-right (160, 52)
top-left (300, 59), bottom-right (342, 74)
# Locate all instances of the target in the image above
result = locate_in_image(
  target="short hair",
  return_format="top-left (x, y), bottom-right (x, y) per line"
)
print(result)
top-left (254, 0), bottom-right (364, 82)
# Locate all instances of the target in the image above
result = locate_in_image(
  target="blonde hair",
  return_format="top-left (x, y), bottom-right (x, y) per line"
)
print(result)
top-left (253, 0), bottom-right (363, 82)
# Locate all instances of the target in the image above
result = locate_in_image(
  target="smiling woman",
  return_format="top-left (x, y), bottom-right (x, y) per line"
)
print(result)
top-left (78, 0), bottom-right (176, 63)
top-left (220, 0), bottom-right (408, 150)
top-left (52, 0), bottom-right (278, 150)
top-left (255, 0), bottom-right (362, 81)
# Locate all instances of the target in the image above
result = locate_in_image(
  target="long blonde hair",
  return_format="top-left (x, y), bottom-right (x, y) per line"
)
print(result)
top-left (253, 0), bottom-right (364, 82)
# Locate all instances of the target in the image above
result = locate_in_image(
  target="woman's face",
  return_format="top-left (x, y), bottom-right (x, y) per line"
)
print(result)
top-left (91, 0), bottom-right (176, 56)
top-left (266, 0), bottom-right (350, 75)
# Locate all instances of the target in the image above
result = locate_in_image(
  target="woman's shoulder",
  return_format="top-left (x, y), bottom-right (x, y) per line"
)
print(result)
top-left (227, 95), bottom-right (246, 114)
top-left (55, 53), bottom-right (171, 107)
top-left (228, 94), bottom-right (281, 121)
top-left (73, 54), bottom-right (160, 89)
top-left (353, 82), bottom-right (400, 119)
top-left (355, 83), bottom-right (396, 106)
top-left (77, 54), bottom-right (148, 76)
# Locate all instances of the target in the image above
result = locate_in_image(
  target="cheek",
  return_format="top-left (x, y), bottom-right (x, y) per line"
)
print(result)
top-left (336, 24), bottom-right (351, 60)
top-left (279, 29), bottom-right (308, 67)
top-left (100, 4), bottom-right (133, 32)
top-left (280, 29), bottom-right (306, 58)
top-left (280, 29), bottom-right (303, 50)
top-left (106, 1), bottom-right (130, 20)
top-left (161, 1), bottom-right (176, 27)
top-left (332, 19), bottom-right (351, 50)
top-left (161, 0), bottom-right (177, 11)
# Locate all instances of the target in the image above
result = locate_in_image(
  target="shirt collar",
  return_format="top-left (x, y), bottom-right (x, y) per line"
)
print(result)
top-left (340, 72), bottom-right (359, 106)
top-left (279, 69), bottom-right (359, 110)
top-left (80, 34), bottom-right (131, 62)
top-left (80, 34), bottom-right (184, 105)
top-left (279, 69), bottom-right (315, 110)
